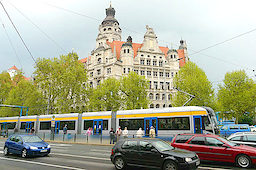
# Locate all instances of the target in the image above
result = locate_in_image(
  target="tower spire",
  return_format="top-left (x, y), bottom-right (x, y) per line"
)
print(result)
top-left (110, 1), bottom-right (112, 8)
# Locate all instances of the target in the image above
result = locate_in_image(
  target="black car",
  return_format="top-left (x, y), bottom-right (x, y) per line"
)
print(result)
top-left (110, 138), bottom-right (200, 170)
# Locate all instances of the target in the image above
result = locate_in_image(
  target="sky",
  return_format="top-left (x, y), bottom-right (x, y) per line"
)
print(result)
top-left (0, 0), bottom-right (256, 89)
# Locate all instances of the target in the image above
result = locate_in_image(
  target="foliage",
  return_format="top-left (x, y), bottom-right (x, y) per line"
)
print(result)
top-left (172, 61), bottom-right (214, 107)
top-left (88, 78), bottom-right (121, 111)
top-left (0, 79), bottom-right (46, 117)
top-left (0, 72), bottom-right (13, 104)
top-left (217, 70), bottom-right (256, 123)
top-left (34, 52), bottom-right (88, 114)
top-left (238, 113), bottom-right (254, 125)
top-left (120, 72), bottom-right (149, 110)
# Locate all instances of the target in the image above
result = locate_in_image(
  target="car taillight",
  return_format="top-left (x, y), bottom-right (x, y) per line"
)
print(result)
top-left (111, 148), bottom-right (114, 155)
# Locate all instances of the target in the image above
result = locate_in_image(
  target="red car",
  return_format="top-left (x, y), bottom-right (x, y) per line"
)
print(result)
top-left (171, 134), bottom-right (256, 168)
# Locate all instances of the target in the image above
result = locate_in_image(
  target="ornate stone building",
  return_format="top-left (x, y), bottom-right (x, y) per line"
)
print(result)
top-left (80, 4), bottom-right (188, 108)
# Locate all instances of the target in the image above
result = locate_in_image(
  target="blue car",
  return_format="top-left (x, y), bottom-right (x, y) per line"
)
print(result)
top-left (3, 134), bottom-right (51, 157)
top-left (219, 124), bottom-right (250, 137)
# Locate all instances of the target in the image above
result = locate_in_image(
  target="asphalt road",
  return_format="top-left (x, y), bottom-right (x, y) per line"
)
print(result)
top-left (0, 138), bottom-right (254, 170)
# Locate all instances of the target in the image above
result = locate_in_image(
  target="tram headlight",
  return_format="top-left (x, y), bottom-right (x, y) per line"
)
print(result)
top-left (185, 157), bottom-right (192, 162)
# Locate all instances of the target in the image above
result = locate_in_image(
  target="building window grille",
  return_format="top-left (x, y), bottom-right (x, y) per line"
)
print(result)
top-left (166, 72), bottom-right (170, 77)
top-left (154, 81), bottom-right (158, 89)
top-left (107, 68), bottom-right (111, 74)
top-left (147, 71), bottom-right (151, 76)
top-left (160, 82), bottom-right (164, 90)
top-left (141, 70), bottom-right (145, 75)
top-left (159, 72), bottom-right (163, 77)
top-left (140, 59), bottom-right (145, 65)
top-left (153, 60), bottom-right (157, 66)
top-left (97, 69), bottom-right (101, 75)
top-left (147, 60), bottom-right (151, 65)
top-left (149, 93), bottom-right (153, 99)
top-left (159, 61), bottom-right (163, 67)
top-left (153, 71), bottom-right (158, 77)
top-left (156, 94), bottom-right (159, 100)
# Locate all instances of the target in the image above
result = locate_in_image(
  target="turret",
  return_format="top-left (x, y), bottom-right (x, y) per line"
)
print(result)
top-left (121, 36), bottom-right (134, 72)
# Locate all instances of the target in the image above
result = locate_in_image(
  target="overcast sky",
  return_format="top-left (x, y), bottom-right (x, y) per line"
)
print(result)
top-left (0, 0), bottom-right (255, 88)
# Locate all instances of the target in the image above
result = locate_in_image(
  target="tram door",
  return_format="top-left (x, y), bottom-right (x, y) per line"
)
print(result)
top-left (193, 116), bottom-right (203, 134)
top-left (144, 118), bottom-right (158, 136)
top-left (55, 121), bottom-right (60, 134)
top-left (25, 122), bottom-right (32, 133)
top-left (93, 120), bottom-right (103, 135)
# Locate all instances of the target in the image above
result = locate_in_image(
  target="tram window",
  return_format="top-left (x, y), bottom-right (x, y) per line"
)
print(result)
top-left (40, 121), bottom-right (51, 130)
top-left (60, 121), bottom-right (75, 130)
top-left (20, 122), bottom-right (34, 129)
top-left (158, 117), bottom-right (190, 130)
top-left (103, 120), bottom-right (108, 130)
top-left (202, 116), bottom-right (210, 130)
top-left (6, 123), bottom-right (16, 129)
top-left (84, 120), bottom-right (93, 130)
top-left (119, 119), bottom-right (144, 130)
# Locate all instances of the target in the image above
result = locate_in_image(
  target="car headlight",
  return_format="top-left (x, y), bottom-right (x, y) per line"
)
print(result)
top-left (185, 158), bottom-right (193, 162)
top-left (30, 146), bottom-right (38, 150)
top-left (47, 145), bottom-right (51, 148)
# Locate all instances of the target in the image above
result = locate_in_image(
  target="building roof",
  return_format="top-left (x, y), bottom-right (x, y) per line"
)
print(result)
top-left (8, 65), bottom-right (19, 71)
top-left (80, 41), bottom-right (186, 67)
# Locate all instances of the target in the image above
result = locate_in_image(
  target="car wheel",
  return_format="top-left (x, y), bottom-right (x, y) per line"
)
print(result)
top-left (114, 156), bottom-right (126, 170)
top-left (163, 160), bottom-right (178, 170)
top-left (3, 146), bottom-right (9, 156)
top-left (21, 149), bottom-right (27, 158)
top-left (236, 154), bottom-right (251, 168)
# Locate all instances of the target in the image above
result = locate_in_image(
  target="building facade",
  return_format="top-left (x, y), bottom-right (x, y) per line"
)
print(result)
top-left (80, 5), bottom-right (188, 108)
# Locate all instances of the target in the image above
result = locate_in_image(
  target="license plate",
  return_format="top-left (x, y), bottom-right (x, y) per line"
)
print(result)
top-left (196, 160), bottom-right (200, 166)
top-left (41, 149), bottom-right (47, 152)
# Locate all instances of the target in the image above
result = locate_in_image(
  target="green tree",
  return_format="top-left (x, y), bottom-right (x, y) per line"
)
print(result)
top-left (89, 78), bottom-right (121, 111)
top-left (0, 72), bottom-right (12, 104)
top-left (34, 52), bottom-right (88, 114)
top-left (0, 79), bottom-right (46, 117)
top-left (120, 72), bottom-right (149, 110)
top-left (172, 61), bottom-right (214, 107)
top-left (217, 70), bottom-right (256, 123)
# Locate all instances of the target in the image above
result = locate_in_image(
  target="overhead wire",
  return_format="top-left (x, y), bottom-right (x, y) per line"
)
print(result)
top-left (7, 1), bottom-right (67, 54)
top-left (0, 13), bottom-right (23, 69)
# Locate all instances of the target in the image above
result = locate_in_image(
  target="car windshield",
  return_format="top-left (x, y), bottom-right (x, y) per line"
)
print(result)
top-left (152, 140), bottom-right (174, 152)
top-left (218, 137), bottom-right (237, 147)
top-left (22, 136), bottom-right (43, 143)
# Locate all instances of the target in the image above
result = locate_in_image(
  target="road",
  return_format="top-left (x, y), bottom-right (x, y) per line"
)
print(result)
top-left (0, 138), bottom-right (254, 170)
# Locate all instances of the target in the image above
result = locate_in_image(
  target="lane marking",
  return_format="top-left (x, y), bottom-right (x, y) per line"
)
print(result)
top-left (52, 153), bottom-right (109, 161)
top-left (0, 156), bottom-right (86, 170)
top-left (90, 149), bottom-right (110, 153)
top-left (49, 144), bottom-right (72, 147)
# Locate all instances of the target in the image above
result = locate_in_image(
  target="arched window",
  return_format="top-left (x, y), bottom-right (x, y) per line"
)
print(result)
top-left (170, 55), bottom-right (173, 59)
top-left (108, 28), bottom-right (111, 30)
top-left (163, 104), bottom-right (166, 108)
top-left (150, 104), bottom-right (154, 108)
top-left (127, 49), bottom-right (130, 53)
top-left (155, 94), bottom-right (159, 100)
top-left (124, 49), bottom-right (126, 53)
top-left (149, 93), bottom-right (153, 99)
top-left (156, 104), bottom-right (160, 108)
top-left (103, 28), bottom-right (106, 31)
top-left (173, 55), bottom-right (176, 59)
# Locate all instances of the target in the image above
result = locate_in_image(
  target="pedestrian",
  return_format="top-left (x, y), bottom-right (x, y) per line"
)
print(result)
top-left (109, 128), bottom-right (115, 144)
top-left (63, 124), bottom-right (68, 135)
top-left (86, 127), bottom-right (92, 136)
top-left (149, 126), bottom-right (156, 138)
top-left (116, 126), bottom-right (122, 141)
top-left (123, 127), bottom-right (129, 138)
top-left (136, 127), bottom-right (144, 138)
top-left (31, 127), bottom-right (35, 134)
